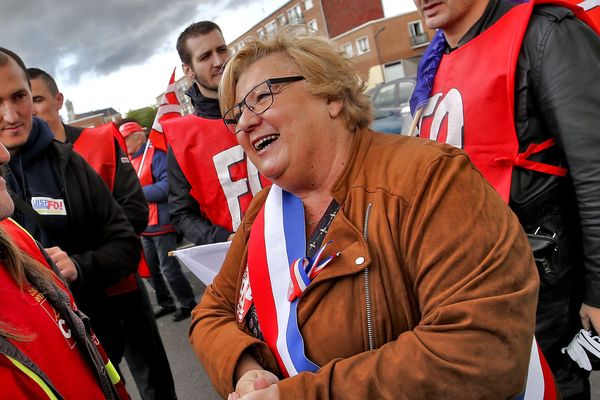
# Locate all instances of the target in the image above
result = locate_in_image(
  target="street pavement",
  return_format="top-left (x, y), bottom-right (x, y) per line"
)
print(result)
top-left (120, 268), bottom-right (600, 400)
top-left (119, 270), bottom-right (220, 400)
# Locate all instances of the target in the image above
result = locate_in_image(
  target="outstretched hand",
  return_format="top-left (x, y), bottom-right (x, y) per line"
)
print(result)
top-left (233, 369), bottom-right (279, 397)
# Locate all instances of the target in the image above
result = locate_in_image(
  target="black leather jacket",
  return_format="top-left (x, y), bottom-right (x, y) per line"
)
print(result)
top-left (167, 83), bottom-right (232, 245)
top-left (459, 0), bottom-right (600, 310)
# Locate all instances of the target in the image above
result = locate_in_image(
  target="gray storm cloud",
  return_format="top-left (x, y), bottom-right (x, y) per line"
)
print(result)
top-left (0, 0), bottom-right (250, 83)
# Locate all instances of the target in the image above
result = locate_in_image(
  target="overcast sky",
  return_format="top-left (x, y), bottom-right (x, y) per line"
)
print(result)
top-left (0, 0), bottom-right (417, 117)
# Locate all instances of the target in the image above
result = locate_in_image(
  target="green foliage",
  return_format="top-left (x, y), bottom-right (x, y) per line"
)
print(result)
top-left (125, 106), bottom-right (158, 129)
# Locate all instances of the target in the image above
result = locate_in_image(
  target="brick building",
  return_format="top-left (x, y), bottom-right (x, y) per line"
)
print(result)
top-left (229, 0), bottom-right (384, 52)
top-left (157, 0), bottom-right (433, 114)
top-left (334, 11), bottom-right (435, 88)
top-left (228, 0), bottom-right (434, 89)
top-left (66, 106), bottom-right (121, 128)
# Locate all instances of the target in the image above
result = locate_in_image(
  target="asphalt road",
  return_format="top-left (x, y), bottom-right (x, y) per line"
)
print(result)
top-left (119, 269), bottom-right (600, 400)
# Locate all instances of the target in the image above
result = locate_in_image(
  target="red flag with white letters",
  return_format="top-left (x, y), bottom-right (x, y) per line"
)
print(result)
top-left (149, 68), bottom-right (182, 152)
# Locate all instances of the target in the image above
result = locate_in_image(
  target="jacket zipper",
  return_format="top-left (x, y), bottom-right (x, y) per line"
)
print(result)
top-left (363, 203), bottom-right (374, 351)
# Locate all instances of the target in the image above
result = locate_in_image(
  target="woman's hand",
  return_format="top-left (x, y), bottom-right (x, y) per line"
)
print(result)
top-left (234, 369), bottom-right (279, 396)
top-left (229, 384), bottom-right (280, 400)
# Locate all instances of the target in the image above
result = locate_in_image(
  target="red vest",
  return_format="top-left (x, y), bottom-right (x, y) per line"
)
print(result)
top-left (73, 123), bottom-right (141, 293)
top-left (72, 123), bottom-right (120, 191)
top-left (131, 145), bottom-right (159, 227)
top-left (0, 218), bottom-right (128, 399)
top-left (163, 115), bottom-right (271, 231)
top-left (571, 0), bottom-right (600, 29)
top-left (418, 0), bottom-right (594, 201)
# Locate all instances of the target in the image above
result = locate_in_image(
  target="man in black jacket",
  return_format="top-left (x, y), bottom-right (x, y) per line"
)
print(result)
top-left (411, 1), bottom-right (600, 398)
top-left (0, 46), bottom-right (140, 361)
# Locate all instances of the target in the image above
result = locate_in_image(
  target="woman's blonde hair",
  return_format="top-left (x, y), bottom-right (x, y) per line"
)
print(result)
top-left (219, 26), bottom-right (372, 132)
top-left (0, 226), bottom-right (61, 341)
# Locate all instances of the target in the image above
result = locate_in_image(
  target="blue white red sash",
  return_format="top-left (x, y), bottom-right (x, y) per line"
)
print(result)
top-left (247, 185), bottom-right (336, 377)
top-left (518, 337), bottom-right (558, 399)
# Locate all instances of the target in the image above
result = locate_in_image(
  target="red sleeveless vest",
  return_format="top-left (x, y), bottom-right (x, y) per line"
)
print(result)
top-left (0, 218), bottom-right (128, 399)
top-left (72, 123), bottom-right (139, 294)
top-left (72, 123), bottom-right (120, 191)
top-left (418, 0), bottom-right (595, 201)
top-left (163, 115), bottom-right (271, 231)
top-left (131, 145), bottom-right (159, 227)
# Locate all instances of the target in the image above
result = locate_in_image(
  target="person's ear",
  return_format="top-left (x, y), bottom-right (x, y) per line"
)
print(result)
top-left (327, 99), bottom-right (344, 119)
top-left (182, 63), bottom-right (195, 81)
top-left (56, 92), bottom-right (64, 111)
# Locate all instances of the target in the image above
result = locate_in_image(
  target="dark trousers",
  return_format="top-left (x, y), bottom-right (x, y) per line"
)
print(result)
top-left (110, 279), bottom-right (178, 400)
top-left (142, 233), bottom-right (196, 310)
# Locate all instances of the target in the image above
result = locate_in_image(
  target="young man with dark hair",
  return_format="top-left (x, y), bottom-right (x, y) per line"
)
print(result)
top-left (164, 21), bottom-right (269, 292)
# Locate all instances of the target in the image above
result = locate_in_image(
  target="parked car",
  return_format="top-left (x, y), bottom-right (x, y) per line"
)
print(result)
top-left (368, 77), bottom-right (416, 135)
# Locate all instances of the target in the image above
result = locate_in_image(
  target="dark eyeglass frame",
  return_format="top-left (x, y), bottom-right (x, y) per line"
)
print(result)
top-left (223, 75), bottom-right (305, 134)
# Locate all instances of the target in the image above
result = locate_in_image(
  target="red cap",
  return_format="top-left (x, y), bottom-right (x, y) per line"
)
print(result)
top-left (119, 122), bottom-right (145, 138)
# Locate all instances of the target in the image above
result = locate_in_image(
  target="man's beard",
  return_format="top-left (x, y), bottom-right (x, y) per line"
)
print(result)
top-left (196, 75), bottom-right (219, 94)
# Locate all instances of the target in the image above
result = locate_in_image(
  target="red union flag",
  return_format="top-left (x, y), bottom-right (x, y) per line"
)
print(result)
top-left (149, 67), bottom-right (182, 152)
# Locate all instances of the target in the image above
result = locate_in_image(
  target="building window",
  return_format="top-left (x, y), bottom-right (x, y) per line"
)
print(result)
top-left (308, 19), bottom-right (318, 32)
top-left (304, 0), bottom-right (314, 10)
top-left (257, 28), bottom-right (265, 39)
top-left (356, 36), bottom-right (370, 54)
top-left (408, 20), bottom-right (428, 47)
top-left (341, 42), bottom-right (353, 58)
top-left (266, 20), bottom-right (277, 36)
top-left (277, 14), bottom-right (287, 26)
top-left (287, 4), bottom-right (303, 24)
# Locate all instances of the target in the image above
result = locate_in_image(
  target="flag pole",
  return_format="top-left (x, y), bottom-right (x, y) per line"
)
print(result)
top-left (407, 107), bottom-right (423, 137)
top-left (136, 137), bottom-right (151, 178)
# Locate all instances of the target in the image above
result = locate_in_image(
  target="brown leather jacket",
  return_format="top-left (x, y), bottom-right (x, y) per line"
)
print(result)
top-left (190, 129), bottom-right (539, 399)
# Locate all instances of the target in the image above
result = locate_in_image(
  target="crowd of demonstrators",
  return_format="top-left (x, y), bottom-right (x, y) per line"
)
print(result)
top-left (163, 21), bottom-right (270, 257)
top-left (119, 121), bottom-right (197, 322)
top-left (26, 67), bottom-right (177, 400)
top-left (0, 142), bottom-right (129, 399)
top-left (190, 28), bottom-right (541, 399)
top-left (411, 0), bottom-right (600, 398)
top-left (1, 2), bottom-right (599, 398)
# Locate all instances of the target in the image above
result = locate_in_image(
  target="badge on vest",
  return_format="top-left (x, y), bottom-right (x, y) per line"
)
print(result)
top-left (31, 197), bottom-right (67, 216)
top-left (236, 265), bottom-right (253, 323)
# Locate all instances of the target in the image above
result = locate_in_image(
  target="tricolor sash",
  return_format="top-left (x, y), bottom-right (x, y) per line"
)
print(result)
top-left (247, 185), bottom-right (337, 377)
top-left (519, 337), bottom-right (558, 399)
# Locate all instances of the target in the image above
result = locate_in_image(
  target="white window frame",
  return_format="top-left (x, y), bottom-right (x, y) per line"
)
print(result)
top-left (307, 19), bottom-right (318, 32)
top-left (341, 42), bottom-right (354, 58)
top-left (408, 20), bottom-right (424, 38)
top-left (277, 13), bottom-right (287, 26)
top-left (356, 36), bottom-right (370, 55)
top-left (266, 20), bottom-right (277, 35)
top-left (304, 0), bottom-right (314, 10)
top-left (287, 4), bottom-right (303, 23)
top-left (257, 28), bottom-right (265, 39)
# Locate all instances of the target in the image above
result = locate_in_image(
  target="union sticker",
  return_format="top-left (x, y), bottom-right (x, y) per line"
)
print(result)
top-left (31, 197), bottom-right (67, 216)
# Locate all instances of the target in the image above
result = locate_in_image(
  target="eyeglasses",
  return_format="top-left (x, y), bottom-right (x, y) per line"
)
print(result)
top-left (223, 76), bottom-right (305, 134)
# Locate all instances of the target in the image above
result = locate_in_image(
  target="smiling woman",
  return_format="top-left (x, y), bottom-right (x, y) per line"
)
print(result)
top-left (190, 28), bottom-right (541, 400)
